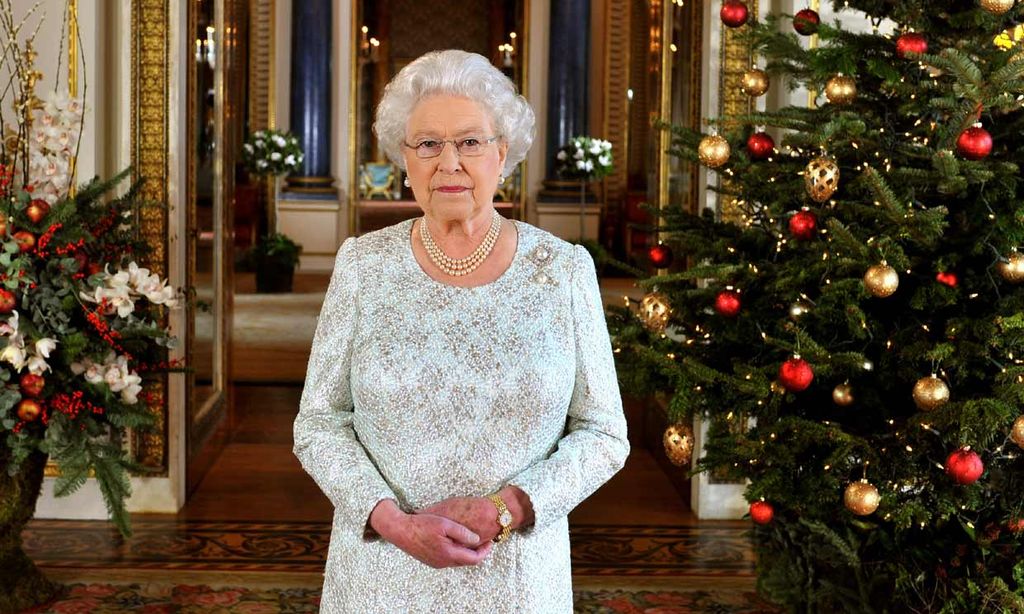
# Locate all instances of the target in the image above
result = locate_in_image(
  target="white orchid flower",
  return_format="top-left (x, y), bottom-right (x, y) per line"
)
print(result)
top-left (35, 338), bottom-right (57, 358)
top-left (598, 155), bottom-right (611, 167)
top-left (270, 152), bottom-right (282, 161)
top-left (284, 154), bottom-right (296, 166)
top-left (27, 355), bottom-right (51, 375)
top-left (589, 142), bottom-right (603, 154)
top-left (0, 343), bottom-right (27, 371)
top-left (556, 150), bottom-right (567, 161)
top-left (584, 160), bottom-right (594, 172)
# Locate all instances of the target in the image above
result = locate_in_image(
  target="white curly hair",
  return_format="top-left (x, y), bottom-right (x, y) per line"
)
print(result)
top-left (373, 49), bottom-right (535, 177)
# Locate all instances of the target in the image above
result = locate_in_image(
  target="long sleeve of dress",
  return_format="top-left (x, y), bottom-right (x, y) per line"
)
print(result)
top-left (508, 244), bottom-right (630, 531)
top-left (293, 237), bottom-right (397, 537)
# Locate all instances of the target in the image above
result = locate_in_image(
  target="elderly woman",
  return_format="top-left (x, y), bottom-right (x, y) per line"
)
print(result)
top-left (293, 49), bottom-right (629, 612)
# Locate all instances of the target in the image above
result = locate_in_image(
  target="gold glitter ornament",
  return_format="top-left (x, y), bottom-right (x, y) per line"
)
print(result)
top-left (997, 252), bottom-right (1024, 284)
top-left (844, 480), bottom-right (881, 516)
top-left (825, 74), bottom-right (857, 105)
top-left (1010, 415), bottom-right (1024, 449)
top-left (863, 263), bottom-right (899, 297)
top-left (698, 135), bottom-right (730, 168)
top-left (832, 383), bottom-right (854, 407)
top-left (741, 68), bottom-right (770, 97)
top-left (980, 0), bottom-right (1015, 15)
top-left (913, 375), bottom-right (950, 412)
top-left (804, 157), bottom-right (840, 202)
top-left (639, 292), bottom-right (671, 332)
top-left (663, 423), bottom-right (695, 467)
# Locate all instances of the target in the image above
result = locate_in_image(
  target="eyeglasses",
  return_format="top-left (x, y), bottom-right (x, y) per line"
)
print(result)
top-left (403, 136), bottom-right (498, 159)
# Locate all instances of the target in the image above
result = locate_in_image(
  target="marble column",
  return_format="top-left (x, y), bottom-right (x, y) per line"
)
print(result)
top-left (544, 0), bottom-right (590, 179)
top-left (286, 0), bottom-right (334, 194)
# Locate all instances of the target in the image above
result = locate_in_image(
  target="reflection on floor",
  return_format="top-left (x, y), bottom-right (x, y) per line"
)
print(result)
top-left (26, 384), bottom-right (754, 585)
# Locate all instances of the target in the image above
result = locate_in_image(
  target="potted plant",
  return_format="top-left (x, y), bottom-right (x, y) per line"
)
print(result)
top-left (554, 136), bottom-right (614, 240)
top-left (249, 232), bottom-right (303, 293)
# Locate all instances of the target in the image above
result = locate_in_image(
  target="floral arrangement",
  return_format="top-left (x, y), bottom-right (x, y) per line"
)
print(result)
top-left (0, 88), bottom-right (182, 536)
top-left (555, 136), bottom-right (614, 182)
top-left (241, 129), bottom-right (304, 176)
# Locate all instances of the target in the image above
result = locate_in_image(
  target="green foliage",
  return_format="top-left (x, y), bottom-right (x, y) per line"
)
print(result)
top-left (609, 2), bottom-right (1024, 611)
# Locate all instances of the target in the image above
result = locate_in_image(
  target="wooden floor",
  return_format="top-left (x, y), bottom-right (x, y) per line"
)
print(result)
top-left (184, 385), bottom-right (695, 526)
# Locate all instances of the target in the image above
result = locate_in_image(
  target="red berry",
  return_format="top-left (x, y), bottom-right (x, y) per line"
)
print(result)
top-left (789, 210), bottom-right (817, 240)
top-left (779, 357), bottom-right (814, 392)
top-left (945, 448), bottom-right (984, 485)
top-left (750, 501), bottom-right (774, 524)
top-left (715, 290), bottom-right (742, 318)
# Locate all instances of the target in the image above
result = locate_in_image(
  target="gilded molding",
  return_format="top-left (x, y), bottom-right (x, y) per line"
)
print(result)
top-left (603, 0), bottom-right (629, 208)
top-left (717, 1), bottom-right (758, 223)
top-left (131, 0), bottom-right (170, 474)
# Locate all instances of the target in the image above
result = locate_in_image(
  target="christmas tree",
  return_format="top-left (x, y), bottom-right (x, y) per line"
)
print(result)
top-left (609, 1), bottom-right (1024, 611)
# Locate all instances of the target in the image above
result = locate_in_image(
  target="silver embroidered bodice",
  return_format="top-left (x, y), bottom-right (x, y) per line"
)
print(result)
top-left (293, 219), bottom-right (629, 613)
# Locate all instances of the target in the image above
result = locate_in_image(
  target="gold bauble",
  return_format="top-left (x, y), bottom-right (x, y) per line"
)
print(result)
top-left (663, 423), bottom-right (695, 467)
top-left (825, 74), bottom-right (857, 105)
top-left (639, 292), bottom-right (671, 333)
top-left (698, 135), bottom-right (731, 168)
top-left (1010, 415), bottom-right (1024, 449)
top-left (980, 0), bottom-right (1015, 15)
top-left (913, 375), bottom-right (950, 412)
top-left (832, 383), bottom-right (854, 407)
top-left (863, 263), bottom-right (899, 297)
top-left (844, 480), bottom-right (881, 516)
top-left (741, 68), bottom-right (770, 97)
top-left (997, 252), bottom-right (1024, 284)
top-left (804, 157), bottom-right (840, 203)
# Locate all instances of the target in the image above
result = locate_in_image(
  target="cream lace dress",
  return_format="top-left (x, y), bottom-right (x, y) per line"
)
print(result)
top-left (293, 218), bottom-right (629, 613)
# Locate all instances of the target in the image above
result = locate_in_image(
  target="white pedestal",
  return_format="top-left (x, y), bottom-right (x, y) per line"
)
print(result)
top-left (535, 201), bottom-right (601, 242)
top-left (277, 193), bottom-right (344, 272)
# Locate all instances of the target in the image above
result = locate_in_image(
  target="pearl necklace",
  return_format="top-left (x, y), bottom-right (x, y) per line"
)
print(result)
top-left (420, 211), bottom-right (502, 277)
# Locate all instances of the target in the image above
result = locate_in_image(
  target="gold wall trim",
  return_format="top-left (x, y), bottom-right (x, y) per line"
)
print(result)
top-left (250, 0), bottom-right (276, 228)
top-left (603, 0), bottom-right (629, 208)
top-left (131, 0), bottom-right (170, 474)
top-left (717, 0), bottom-right (758, 222)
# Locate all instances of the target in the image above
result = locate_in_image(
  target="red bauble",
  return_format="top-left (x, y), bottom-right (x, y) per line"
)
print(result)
top-left (789, 209), bottom-right (817, 240)
top-left (746, 132), bottom-right (775, 160)
top-left (936, 272), bottom-right (958, 288)
top-left (956, 126), bottom-right (993, 161)
top-left (648, 243), bottom-right (674, 268)
top-left (1007, 518), bottom-right (1024, 534)
top-left (779, 357), bottom-right (814, 392)
top-left (13, 230), bottom-right (35, 253)
top-left (714, 290), bottom-right (742, 317)
top-left (945, 448), bottom-right (984, 485)
top-left (0, 288), bottom-right (14, 313)
top-left (750, 501), bottom-right (774, 524)
top-left (16, 399), bottom-right (42, 422)
top-left (793, 8), bottom-right (820, 35)
top-left (26, 199), bottom-right (50, 224)
top-left (20, 373), bottom-right (45, 398)
top-left (896, 32), bottom-right (928, 59)
top-left (720, 0), bottom-right (749, 28)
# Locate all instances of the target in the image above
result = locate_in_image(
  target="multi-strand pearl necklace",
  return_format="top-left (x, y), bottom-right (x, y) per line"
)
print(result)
top-left (420, 211), bottom-right (502, 277)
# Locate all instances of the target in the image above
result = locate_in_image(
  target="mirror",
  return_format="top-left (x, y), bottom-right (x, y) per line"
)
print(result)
top-left (350, 0), bottom-right (529, 234)
top-left (187, 0), bottom-right (230, 490)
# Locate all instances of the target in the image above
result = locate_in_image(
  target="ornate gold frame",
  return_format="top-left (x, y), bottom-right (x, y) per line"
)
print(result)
top-left (131, 0), bottom-right (171, 473)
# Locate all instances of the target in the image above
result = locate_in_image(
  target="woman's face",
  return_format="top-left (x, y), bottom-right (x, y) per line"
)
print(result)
top-left (402, 95), bottom-right (508, 222)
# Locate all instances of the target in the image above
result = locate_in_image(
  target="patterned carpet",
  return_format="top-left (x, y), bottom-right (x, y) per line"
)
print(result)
top-left (21, 583), bottom-right (780, 613)
top-left (24, 519), bottom-right (756, 577)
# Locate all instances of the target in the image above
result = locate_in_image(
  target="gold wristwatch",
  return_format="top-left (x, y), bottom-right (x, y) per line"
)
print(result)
top-left (488, 494), bottom-right (513, 543)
